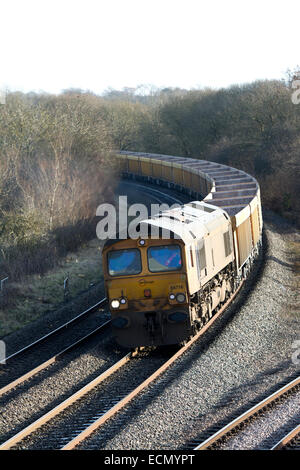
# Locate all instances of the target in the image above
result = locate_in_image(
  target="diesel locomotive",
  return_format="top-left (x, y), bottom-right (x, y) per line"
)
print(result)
top-left (102, 152), bottom-right (263, 348)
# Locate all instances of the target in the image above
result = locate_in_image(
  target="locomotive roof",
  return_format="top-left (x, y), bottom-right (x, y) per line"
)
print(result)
top-left (140, 201), bottom-right (230, 244)
top-left (103, 201), bottom-right (230, 249)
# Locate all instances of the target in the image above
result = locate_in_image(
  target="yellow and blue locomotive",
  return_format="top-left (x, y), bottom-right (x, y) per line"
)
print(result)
top-left (102, 152), bottom-right (262, 348)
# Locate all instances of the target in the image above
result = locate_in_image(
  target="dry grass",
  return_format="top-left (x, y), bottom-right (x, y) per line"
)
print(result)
top-left (0, 238), bottom-right (104, 337)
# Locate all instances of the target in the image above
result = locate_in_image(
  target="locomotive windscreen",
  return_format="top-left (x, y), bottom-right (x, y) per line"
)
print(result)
top-left (108, 249), bottom-right (142, 276)
top-left (147, 245), bottom-right (182, 272)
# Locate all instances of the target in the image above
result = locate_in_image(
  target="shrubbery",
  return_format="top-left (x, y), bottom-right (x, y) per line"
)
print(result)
top-left (0, 91), bottom-right (118, 283)
top-left (101, 78), bottom-right (300, 225)
top-left (1, 76), bottom-right (299, 287)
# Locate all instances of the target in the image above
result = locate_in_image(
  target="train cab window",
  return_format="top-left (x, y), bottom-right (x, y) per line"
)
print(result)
top-left (108, 249), bottom-right (142, 276)
top-left (197, 244), bottom-right (207, 270)
top-left (190, 247), bottom-right (194, 267)
top-left (223, 231), bottom-right (232, 257)
top-left (148, 245), bottom-right (182, 272)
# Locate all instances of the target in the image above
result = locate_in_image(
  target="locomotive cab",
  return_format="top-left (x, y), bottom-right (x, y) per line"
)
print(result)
top-left (103, 236), bottom-right (191, 347)
top-left (102, 200), bottom-right (235, 348)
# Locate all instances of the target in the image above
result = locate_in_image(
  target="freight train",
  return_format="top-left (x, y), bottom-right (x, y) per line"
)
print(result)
top-left (102, 152), bottom-right (263, 348)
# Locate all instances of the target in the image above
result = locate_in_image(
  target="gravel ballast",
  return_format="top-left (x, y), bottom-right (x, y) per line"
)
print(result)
top-left (218, 388), bottom-right (300, 449)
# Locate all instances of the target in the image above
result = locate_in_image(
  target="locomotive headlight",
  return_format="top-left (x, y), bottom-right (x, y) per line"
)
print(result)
top-left (120, 297), bottom-right (127, 305)
top-left (169, 293), bottom-right (176, 301)
top-left (176, 293), bottom-right (186, 303)
top-left (111, 299), bottom-right (120, 309)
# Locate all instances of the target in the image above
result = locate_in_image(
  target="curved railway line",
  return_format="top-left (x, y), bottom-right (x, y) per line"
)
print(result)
top-left (0, 299), bottom-right (109, 395)
top-left (0, 282), bottom-right (243, 450)
top-left (271, 425), bottom-right (300, 450)
top-left (2, 299), bottom-right (107, 364)
top-left (0, 314), bottom-right (110, 398)
top-left (192, 376), bottom-right (300, 450)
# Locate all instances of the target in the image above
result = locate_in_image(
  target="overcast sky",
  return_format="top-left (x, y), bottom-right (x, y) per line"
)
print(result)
top-left (1, 0), bottom-right (299, 95)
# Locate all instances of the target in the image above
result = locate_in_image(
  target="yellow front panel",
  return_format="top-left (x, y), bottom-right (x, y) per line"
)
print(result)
top-left (103, 238), bottom-right (187, 308)
top-left (107, 272), bottom-right (187, 302)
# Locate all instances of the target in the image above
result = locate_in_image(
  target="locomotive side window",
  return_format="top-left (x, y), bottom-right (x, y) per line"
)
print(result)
top-left (108, 249), bottom-right (142, 276)
top-left (223, 231), bottom-right (232, 257)
top-left (190, 247), bottom-right (194, 267)
top-left (197, 244), bottom-right (207, 270)
top-left (148, 245), bottom-right (182, 272)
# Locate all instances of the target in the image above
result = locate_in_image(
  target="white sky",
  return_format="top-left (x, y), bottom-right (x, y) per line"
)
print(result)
top-left (0, 0), bottom-right (299, 95)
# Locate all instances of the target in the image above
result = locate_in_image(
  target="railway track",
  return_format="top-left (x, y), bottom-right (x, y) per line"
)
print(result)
top-left (191, 376), bottom-right (300, 450)
top-left (0, 298), bottom-right (109, 394)
top-left (3, 299), bottom-right (108, 364)
top-left (0, 283), bottom-right (243, 450)
top-left (127, 181), bottom-right (186, 206)
top-left (0, 312), bottom-right (110, 398)
top-left (271, 425), bottom-right (300, 450)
